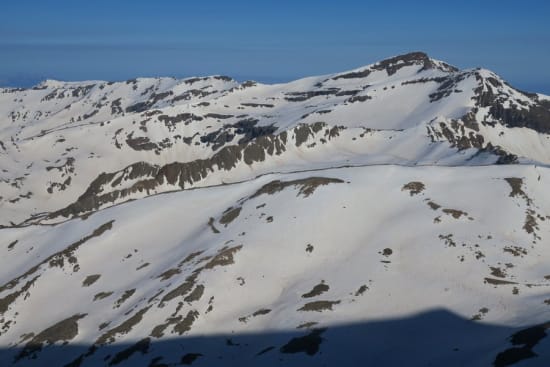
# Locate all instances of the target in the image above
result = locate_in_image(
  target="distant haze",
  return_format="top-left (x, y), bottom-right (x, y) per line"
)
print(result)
top-left (1, 0), bottom-right (549, 94)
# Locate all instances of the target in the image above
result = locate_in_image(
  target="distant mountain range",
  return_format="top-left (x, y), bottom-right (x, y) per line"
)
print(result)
top-left (1, 52), bottom-right (549, 366)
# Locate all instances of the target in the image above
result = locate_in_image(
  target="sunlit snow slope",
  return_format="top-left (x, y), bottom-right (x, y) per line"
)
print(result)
top-left (1, 52), bottom-right (550, 367)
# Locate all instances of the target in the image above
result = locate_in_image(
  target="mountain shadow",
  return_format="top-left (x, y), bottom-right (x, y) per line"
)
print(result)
top-left (1, 309), bottom-right (547, 367)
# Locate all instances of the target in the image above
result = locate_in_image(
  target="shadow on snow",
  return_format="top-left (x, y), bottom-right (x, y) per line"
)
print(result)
top-left (1, 308), bottom-right (548, 367)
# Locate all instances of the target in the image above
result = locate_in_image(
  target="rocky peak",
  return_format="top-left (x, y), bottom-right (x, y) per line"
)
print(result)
top-left (468, 69), bottom-right (550, 133)
top-left (332, 51), bottom-right (458, 81)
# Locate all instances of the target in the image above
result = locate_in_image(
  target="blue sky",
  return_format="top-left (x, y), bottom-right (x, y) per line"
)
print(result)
top-left (1, 0), bottom-right (549, 93)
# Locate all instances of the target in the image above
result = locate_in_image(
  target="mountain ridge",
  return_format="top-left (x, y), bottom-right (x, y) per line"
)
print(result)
top-left (1, 52), bottom-right (550, 366)
top-left (2, 51), bottom-right (550, 226)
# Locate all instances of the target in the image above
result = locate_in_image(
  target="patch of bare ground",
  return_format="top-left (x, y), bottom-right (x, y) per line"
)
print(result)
top-left (442, 208), bottom-right (468, 219)
top-left (484, 278), bottom-right (517, 286)
top-left (402, 181), bottom-right (425, 196)
top-left (471, 307), bottom-right (489, 321)
top-left (219, 207), bottom-right (242, 226)
top-left (82, 274), bottom-right (101, 287)
top-left (93, 291), bottom-right (113, 301)
top-left (250, 177), bottom-right (344, 199)
top-left (301, 281), bottom-right (329, 298)
top-left (114, 289), bottom-right (135, 308)
top-left (160, 275), bottom-right (198, 304)
top-left (426, 201), bottom-right (441, 210)
top-left (504, 178), bottom-right (529, 202)
top-left (183, 285), bottom-right (204, 303)
top-left (96, 306), bottom-right (151, 345)
top-left (355, 285), bottom-right (369, 296)
top-left (504, 246), bottom-right (528, 257)
top-left (239, 308), bottom-right (272, 323)
top-left (298, 300), bottom-right (340, 312)
top-left (203, 245), bottom-right (243, 269)
top-left (489, 267), bottom-right (507, 278)
top-left (280, 328), bottom-right (326, 355)
top-left (173, 310), bottom-right (200, 335)
top-left (157, 268), bottom-right (181, 281)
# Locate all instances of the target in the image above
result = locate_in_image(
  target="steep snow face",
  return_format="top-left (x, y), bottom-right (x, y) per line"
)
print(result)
top-left (1, 52), bottom-right (550, 366)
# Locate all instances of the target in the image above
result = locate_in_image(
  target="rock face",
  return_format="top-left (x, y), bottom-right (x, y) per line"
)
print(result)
top-left (1, 52), bottom-right (550, 366)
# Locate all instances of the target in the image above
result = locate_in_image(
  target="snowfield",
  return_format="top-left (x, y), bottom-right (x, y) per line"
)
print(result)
top-left (1, 52), bottom-right (550, 366)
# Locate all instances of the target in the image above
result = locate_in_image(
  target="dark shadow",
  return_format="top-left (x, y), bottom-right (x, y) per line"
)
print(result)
top-left (1, 309), bottom-right (547, 367)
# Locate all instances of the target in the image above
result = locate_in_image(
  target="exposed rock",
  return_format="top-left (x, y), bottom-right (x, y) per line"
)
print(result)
top-left (298, 300), bottom-right (340, 312)
top-left (203, 245), bottom-right (243, 270)
top-left (114, 289), bottom-right (136, 308)
top-left (402, 181), bottom-right (425, 196)
top-left (160, 275), bottom-right (197, 304)
top-left (16, 314), bottom-right (87, 361)
top-left (301, 282), bottom-right (329, 298)
top-left (173, 310), bottom-right (199, 335)
top-left (108, 338), bottom-right (150, 366)
top-left (494, 321), bottom-right (550, 367)
top-left (180, 353), bottom-right (203, 365)
top-left (285, 90), bottom-right (339, 102)
top-left (219, 207), bottom-right (242, 226)
top-left (82, 274), bottom-right (101, 287)
top-left (250, 177), bottom-right (344, 199)
top-left (96, 306), bottom-right (151, 345)
top-left (280, 328), bottom-right (326, 355)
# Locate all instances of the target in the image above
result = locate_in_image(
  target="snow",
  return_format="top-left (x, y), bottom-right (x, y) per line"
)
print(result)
top-left (1, 52), bottom-right (550, 366)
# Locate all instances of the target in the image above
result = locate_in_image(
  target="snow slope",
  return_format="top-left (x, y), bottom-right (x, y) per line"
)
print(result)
top-left (1, 52), bottom-right (550, 366)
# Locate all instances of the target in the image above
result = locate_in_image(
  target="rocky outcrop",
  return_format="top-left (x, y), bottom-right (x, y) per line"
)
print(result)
top-left (50, 123), bottom-right (347, 219)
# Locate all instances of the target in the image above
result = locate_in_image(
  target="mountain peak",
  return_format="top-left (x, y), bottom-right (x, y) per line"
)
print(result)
top-left (376, 51), bottom-right (459, 73)
top-left (380, 50), bottom-right (430, 63)
top-left (331, 51), bottom-right (458, 81)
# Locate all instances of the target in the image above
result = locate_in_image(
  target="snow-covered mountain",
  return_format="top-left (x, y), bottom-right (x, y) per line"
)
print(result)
top-left (1, 52), bottom-right (549, 366)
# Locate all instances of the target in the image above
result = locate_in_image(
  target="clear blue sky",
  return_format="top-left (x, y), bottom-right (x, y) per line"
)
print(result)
top-left (1, 0), bottom-right (549, 93)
